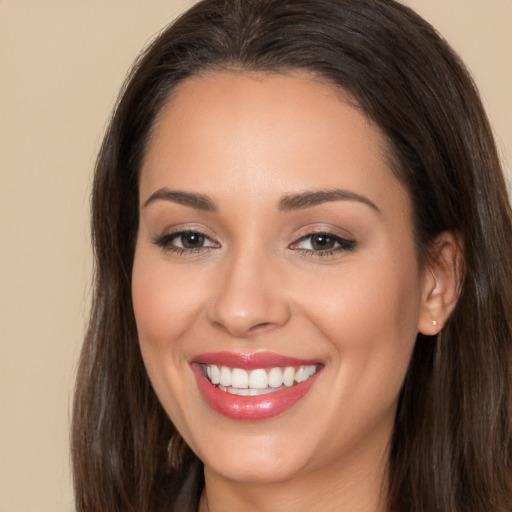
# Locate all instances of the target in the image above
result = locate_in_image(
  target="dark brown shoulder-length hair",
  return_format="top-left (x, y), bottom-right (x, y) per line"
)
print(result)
top-left (72, 0), bottom-right (512, 510)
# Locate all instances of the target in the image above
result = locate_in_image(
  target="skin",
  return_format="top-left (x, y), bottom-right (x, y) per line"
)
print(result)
top-left (132, 72), bottom-right (458, 512)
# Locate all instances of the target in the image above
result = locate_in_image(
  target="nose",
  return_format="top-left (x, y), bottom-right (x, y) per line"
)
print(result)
top-left (207, 247), bottom-right (291, 338)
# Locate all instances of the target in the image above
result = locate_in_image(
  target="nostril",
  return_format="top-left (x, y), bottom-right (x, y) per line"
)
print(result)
top-left (211, 319), bottom-right (275, 335)
top-left (247, 322), bottom-right (280, 335)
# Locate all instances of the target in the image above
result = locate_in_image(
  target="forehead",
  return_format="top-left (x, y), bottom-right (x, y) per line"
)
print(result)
top-left (140, 71), bottom-right (408, 216)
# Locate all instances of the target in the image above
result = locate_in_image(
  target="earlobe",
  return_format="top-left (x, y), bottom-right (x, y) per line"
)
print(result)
top-left (418, 281), bottom-right (444, 336)
top-left (417, 231), bottom-right (463, 335)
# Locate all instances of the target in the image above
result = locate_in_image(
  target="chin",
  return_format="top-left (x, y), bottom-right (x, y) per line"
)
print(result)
top-left (192, 427), bottom-right (315, 484)
top-left (204, 451), bottom-right (308, 484)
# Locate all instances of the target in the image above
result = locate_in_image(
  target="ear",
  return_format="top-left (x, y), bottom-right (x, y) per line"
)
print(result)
top-left (417, 231), bottom-right (463, 335)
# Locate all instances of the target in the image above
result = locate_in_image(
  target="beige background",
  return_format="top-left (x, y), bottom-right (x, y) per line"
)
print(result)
top-left (0, 1), bottom-right (510, 511)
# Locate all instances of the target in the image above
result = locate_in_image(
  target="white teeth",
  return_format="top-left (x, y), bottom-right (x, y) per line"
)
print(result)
top-left (230, 386), bottom-right (249, 396)
top-left (219, 385), bottom-right (278, 396)
top-left (267, 367), bottom-right (283, 388)
top-left (210, 364), bottom-right (220, 385)
top-left (249, 369), bottom-right (268, 389)
top-left (231, 368), bottom-right (249, 388)
top-left (204, 363), bottom-right (318, 391)
top-left (283, 367), bottom-right (295, 387)
top-left (295, 366), bottom-right (309, 383)
top-left (219, 366), bottom-right (232, 387)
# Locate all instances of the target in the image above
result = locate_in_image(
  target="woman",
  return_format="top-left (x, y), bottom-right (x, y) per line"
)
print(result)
top-left (72, 0), bottom-right (512, 510)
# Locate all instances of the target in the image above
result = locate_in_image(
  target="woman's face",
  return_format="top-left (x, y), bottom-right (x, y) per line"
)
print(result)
top-left (133, 72), bottom-right (430, 485)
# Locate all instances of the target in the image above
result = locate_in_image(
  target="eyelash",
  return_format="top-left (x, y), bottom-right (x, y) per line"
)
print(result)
top-left (290, 231), bottom-right (356, 257)
top-left (153, 230), bottom-right (219, 255)
top-left (153, 230), bottom-right (356, 257)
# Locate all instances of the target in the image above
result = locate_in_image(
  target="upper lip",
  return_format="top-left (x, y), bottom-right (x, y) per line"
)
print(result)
top-left (191, 351), bottom-right (320, 369)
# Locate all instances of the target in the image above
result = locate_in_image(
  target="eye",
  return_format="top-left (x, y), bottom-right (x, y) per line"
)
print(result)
top-left (291, 231), bottom-right (356, 256)
top-left (153, 230), bottom-right (219, 253)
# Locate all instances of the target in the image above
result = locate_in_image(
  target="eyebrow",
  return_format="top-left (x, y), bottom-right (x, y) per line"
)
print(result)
top-left (142, 186), bottom-right (380, 214)
top-left (278, 188), bottom-right (380, 213)
top-left (143, 188), bottom-right (217, 211)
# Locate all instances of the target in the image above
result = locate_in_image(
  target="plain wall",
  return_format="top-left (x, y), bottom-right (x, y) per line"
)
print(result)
top-left (0, 1), bottom-right (510, 511)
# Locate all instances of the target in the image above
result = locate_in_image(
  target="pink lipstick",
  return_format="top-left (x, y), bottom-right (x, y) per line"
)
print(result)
top-left (191, 352), bottom-right (321, 420)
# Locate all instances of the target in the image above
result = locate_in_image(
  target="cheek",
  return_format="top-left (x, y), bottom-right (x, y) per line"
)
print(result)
top-left (131, 245), bottom-right (208, 433)
top-left (131, 246), bottom-right (205, 410)
top-left (296, 251), bottom-right (421, 400)
top-left (132, 247), bottom-right (204, 350)
top-left (299, 253), bottom-right (420, 340)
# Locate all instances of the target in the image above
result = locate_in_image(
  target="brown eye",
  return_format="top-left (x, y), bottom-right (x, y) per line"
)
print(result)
top-left (181, 232), bottom-right (205, 248)
top-left (290, 231), bottom-right (356, 256)
top-left (153, 230), bottom-right (218, 253)
top-left (310, 233), bottom-right (337, 251)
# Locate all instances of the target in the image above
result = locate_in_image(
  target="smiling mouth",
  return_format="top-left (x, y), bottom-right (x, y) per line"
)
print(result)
top-left (202, 364), bottom-right (319, 396)
top-left (192, 352), bottom-right (322, 420)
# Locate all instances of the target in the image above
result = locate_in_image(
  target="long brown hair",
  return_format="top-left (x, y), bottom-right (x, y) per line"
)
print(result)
top-left (72, 1), bottom-right (512, 510)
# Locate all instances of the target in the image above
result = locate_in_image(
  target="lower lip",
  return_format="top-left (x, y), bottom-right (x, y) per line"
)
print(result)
top-left (192, 365), bottom-right (319, 420)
